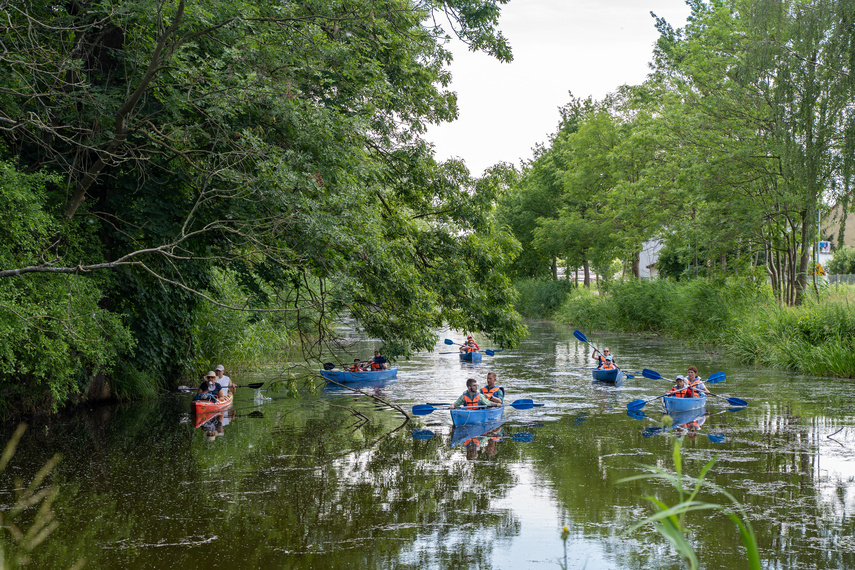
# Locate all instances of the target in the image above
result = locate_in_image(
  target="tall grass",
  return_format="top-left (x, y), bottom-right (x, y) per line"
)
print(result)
top-left (555, 276), bottom-right (855, 378)
top-left (557, 276), bottom-right (771, 343)
top-left (513, 278), bottom-right (578, 318)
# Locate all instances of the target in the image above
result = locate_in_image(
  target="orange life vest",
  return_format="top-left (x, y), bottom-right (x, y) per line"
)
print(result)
top-left (350, 365), bottom-right (363, 372)
top-left (462, 392), bottom-right (481, 409)
top-left (370, 361), bottom-right (382, 370)
top-left (668, 386), bottom-right (695, 398)
top-left (481, 385), bottom-right (501, 399)
top-left (601, 361), bottom-right (615, 370)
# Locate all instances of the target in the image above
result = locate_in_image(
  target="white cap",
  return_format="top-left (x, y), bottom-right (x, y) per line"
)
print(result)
top-left (215, 364), bottom-right (225, 371)
top-left (675, 375), bottom-right (686, 381)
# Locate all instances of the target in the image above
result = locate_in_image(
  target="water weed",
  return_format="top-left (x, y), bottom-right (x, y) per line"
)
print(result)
top-left (620, 437), bottom-right (761, 570)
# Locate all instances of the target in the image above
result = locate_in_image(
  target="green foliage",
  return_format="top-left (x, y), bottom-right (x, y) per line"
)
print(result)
top-left (727, 286), bottom-right (855, 376)
top-left (557, 275), bottom-right (773, 344)
top-left (620, 437), bottom-right (761, 570)
top-left (0, 162), bottom-right (133, 415)
top-left (826, 246), bottom-right (855, 274)
top-left (189, 269), bottom-right (297, 375)
top-left (512, 278), bottom-right (575, 318)
top-left (0, 1), bottom-right (527, 415)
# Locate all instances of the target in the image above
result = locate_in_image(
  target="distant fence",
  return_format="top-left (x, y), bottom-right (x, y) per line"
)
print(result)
top-left (828, 274), bottom-right (855, 285)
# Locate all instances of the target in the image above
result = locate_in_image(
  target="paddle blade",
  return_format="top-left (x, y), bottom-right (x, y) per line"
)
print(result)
top-left (485, 349), bottom-right (495, 356)
top-left (623, 372), bottom-right (635, 379)
top-left (412, 429), bottom-right (435, 440)
top-left (323, 362), bottom-right (336, 370)
top-left (444, 339), bottom-right (455, 345)
top-left (706, 371), bottom-right (726, 383)
top-left (411, 404), bottom-right (437, 416)
top-left (727, 397), bottom-right (748, 407)
top-left (642, 369), bottom-right (663, 380)
top-left (511, 402), bottom-right (534, 410)
top-left (707, 433), bottom-right (726, 443)
top-left (511, 432), bottom-right (534, 443)
top-left (627, 399), bottom-right (647, 410)
top-left (573, 330), bottom-right (588, 344)
top-left (245, 382), bottom-right (264, 389)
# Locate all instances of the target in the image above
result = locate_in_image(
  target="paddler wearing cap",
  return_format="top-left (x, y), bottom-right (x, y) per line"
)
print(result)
top-left (195, 371), bottom-right (223, 402)
top-left (213, 364), bottom-right (234, 398)
top-left (459, 334), bottom-right (480, 353)
top-left (591, 347), bottom-right (615, 368)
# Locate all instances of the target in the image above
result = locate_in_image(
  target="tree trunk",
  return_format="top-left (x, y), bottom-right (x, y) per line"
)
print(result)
top-left (583, 259), bottom-right (590, 288)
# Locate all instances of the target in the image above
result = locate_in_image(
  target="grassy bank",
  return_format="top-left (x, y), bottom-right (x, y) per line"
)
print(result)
top-left (516, 276), bottom-right (855, 378)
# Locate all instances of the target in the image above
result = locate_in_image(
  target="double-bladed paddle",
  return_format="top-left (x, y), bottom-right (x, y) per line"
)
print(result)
top-left (443, 339), bottom-right (502, 356)
top-left (573, 330), bottom-right (634, 379)
top-left (641, 368), bottom-right (726, 384)
top-left (412, 398), bottom-right (543, 415)
top-left (626, 394), bottom-right (667, 411)
top-left (642, 369), bottom-right (745, 405)
top-left (708, 392), bottom-right (748, 407)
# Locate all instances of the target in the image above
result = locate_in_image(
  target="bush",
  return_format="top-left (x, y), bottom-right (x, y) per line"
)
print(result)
top-left (513, 278), bottom-right (576, 318)
top-left (826, 245), bottom-right (855, 274)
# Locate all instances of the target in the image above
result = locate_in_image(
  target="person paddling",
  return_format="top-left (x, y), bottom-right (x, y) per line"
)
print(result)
top-left (195, 372), bottom-right (222, 402)
top-left (369, 349), bottom-right (388, 370)
top-left (686, 366), bottom-right (710, 395)
top-left (459, 334), bottom-right (480, 353)
top-left (480, 371), bottom-right (504, 404)
top-left (592, 347), bottom-right (614, 368)
top-left (666, 375), bottom-right (695, 398)
top-left (214, 364), bottom-right (233, 398)
top-left (451, 378), bottom-right (499, 409)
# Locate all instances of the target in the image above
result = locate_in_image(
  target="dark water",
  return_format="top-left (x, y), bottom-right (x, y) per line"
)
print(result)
top-left (3, 321), bottom-right (855, 569)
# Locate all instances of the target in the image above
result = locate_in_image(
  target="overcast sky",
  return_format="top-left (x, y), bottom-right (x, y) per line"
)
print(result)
top-left (425, 0), bottom-right (691, 176)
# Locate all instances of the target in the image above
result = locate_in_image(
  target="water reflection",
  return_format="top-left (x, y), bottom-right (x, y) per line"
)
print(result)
top-left (2, 321), bottom-right (855, 568)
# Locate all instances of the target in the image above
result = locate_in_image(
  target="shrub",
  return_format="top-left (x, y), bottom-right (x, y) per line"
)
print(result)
top-left (513, 278), bottom-right (576, 318)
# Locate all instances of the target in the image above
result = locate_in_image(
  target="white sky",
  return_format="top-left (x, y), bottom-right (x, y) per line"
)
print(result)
top-left (425, 0), bottom-right (691, 176)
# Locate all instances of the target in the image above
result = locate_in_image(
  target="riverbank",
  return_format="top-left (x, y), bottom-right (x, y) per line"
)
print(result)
top-left (516, 276), bottom-right (855, 378)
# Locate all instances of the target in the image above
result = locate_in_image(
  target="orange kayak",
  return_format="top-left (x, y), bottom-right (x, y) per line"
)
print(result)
top-left (194, 393), bottom-right (233, 415)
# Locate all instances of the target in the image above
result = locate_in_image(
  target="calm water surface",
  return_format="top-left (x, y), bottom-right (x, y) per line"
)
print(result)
top-left (3, 320), bottom-right (855, 569)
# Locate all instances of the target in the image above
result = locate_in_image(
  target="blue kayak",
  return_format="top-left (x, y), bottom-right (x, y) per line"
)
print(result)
top-left (319, 367), bottom-right (398, 383)
top-left (591, 368), bottom-right (623, 386)
top-left (663, 394), bottom-right (706, 414)
top-left (450, 404), bottom-right (504, 427)
top-left (459, 351), bottom-right (483, 362)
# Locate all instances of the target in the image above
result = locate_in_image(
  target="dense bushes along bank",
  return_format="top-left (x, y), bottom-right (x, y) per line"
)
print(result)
top-left (515, 277), bottom-right (855, 378)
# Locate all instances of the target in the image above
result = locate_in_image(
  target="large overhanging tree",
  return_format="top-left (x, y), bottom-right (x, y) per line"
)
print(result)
top-left (0, 0), bottom-right (525, 412)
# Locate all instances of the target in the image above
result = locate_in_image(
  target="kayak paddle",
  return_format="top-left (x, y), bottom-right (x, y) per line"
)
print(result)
top-left (412, 399), bottom-right (543, 415)
top-left (642, 369), bottom-right (726, 384)
top-left (574, 330), bottom-right (632, 377)
top-left (708, 392), bottom-right (747, 407)
top-left (626, 394), bottom-right (667, 411)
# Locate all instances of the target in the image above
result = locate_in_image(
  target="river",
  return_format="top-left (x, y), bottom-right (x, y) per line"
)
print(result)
top-left (2, 320), bottom-right (854, 569)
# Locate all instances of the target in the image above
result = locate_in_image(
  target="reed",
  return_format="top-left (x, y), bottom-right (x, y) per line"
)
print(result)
top-left (620, 436), bottom-right (761, 570)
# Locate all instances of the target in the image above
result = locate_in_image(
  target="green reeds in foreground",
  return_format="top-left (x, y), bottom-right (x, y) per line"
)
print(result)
top-left (618, 436), bottom-right (761, 570)
top-left (0, 424), bottom-right (81, 569)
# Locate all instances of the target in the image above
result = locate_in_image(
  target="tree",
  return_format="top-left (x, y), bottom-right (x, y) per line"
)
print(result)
top-left (650, 0), bottom-right (855, 304)
top-left (0, 0), bottom-right (525, 413)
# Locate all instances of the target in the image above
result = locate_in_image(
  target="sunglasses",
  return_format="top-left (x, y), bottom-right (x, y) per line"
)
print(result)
top-left (207, 376), bottom-right (215, 379)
